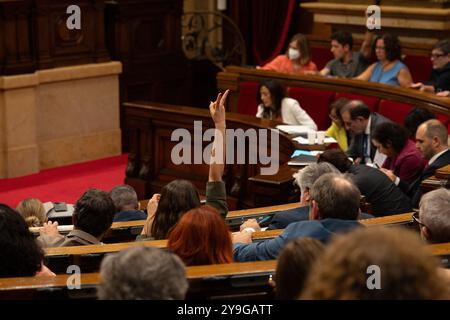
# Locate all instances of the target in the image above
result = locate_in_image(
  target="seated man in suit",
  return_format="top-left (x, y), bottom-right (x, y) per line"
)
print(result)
top-left (38, 189), bottom-right (116, 247)
top-left (110, 184), bottom-right (147, 222)
top-left (416, 188), bottom-right (450, 244)
top-left (381, 119), bottom-right (450, 207)
top-left (233, 173), bottom-right (362, 261)
top-left (318, 149), bottom-right (412, 216)
top-left (340, 100), bottom-right (391, 165)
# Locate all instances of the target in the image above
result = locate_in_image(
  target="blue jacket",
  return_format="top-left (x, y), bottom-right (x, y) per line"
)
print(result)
top-left (113, 210), bottom-right (147, 222)
top-left (234, 218), bottom-right (362, 261)
top-left (268, 206), bottom-right (373, 230)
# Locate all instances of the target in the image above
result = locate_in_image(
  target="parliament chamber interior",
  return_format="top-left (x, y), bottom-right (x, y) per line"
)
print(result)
top-left (0, 0), bottom-right (450, 304)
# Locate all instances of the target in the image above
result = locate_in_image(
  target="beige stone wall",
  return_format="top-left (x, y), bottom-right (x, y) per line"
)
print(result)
top-left (0, 62), bottom-right (122, 178)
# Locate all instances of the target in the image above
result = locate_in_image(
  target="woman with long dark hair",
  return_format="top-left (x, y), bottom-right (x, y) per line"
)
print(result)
top-left (256, 79), bottom-right (317, 130)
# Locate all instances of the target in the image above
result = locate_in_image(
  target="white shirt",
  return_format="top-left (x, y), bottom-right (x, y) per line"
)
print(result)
top-left (256, 97), bottom-right (317, 131)
top-left (363, 116), bottom-right (372, 164)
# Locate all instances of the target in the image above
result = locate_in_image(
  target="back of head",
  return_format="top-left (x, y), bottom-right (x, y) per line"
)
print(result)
top-left (151, 179), bottom-right (201, 240)
top-left (420, 188), bottom-right (450, 243)
top-left (0, 204), bottom-right (43, 277)
top-left (74, 188), bottom-right (116, 238)
top-left (342, 100), bottom-right (371, 120)
top-left (98, 246), bottom-right (188, 299)
top-left (433, 39), bottom-right (450, 55)
top-left (293, 162), bottom-right (339, 195)
top-left (16, 198), bottom-right (46, 227)
top-left (275, 237), bottom-right (324, 300)
top-left (310, 173), bottom-right (360, 220)
top-left (423, 119), bottom-right (448, 147)
top-left (404, 107), bottom-right (436, 139)
top-left (317, 149), bottom-right (352, 173)
top-left (373, 33), bottom-right (402, 61)
top-left (289, 33), bottom-right (311, 65)
top-left (331, 31), bottom-right (353, 50)
top-left (109, 184), bottom-right (139, 212)
top-left (168, 205), bottom-right (233, 266)
top-left (301, 227), bottom-right (449, 299)
top-left (372, 122), bottom-right (408, 153)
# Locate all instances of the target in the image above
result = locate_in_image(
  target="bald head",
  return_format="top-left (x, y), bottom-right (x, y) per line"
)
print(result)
top-left (340, 100), bottom-right (370, 134)
top-left (415, 119), bottom-right (449, 160)
top-left (422, 119), bottom-right (448, 145)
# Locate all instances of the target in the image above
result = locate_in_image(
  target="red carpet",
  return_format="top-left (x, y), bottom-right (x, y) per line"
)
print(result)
top-left (0, 154), bottom-right (128, 208)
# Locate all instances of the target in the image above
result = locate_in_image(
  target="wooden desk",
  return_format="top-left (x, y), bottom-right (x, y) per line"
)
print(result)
top-left (217, 66), bottom-right (450, 116)
top-left (0, 260), bottom-right (276, 300)
top-left (123, 101), bottom-right (297, 209)
top-left (421, 164), bottom-right (450, 195)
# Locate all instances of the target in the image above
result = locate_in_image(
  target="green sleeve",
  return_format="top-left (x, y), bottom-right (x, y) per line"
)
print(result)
top-left (205, 181), bottom-right (228, 219)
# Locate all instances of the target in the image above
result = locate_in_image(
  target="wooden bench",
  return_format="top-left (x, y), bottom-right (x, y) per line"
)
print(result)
top-left (0, 260), bottom-right (276, 300)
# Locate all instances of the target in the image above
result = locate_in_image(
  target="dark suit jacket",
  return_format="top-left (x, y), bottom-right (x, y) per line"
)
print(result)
top-left (400, 149), bottom-right (450, 207)
top-left (347, 112), bottom-right (391, 164)
top-left (113, 210), bottom-right (147, 222)
top-left (349, 164), bottom-right (413, 216)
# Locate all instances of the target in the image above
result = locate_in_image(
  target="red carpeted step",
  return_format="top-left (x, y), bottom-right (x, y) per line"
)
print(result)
top-left (0, 154), bottom-right (128, 208)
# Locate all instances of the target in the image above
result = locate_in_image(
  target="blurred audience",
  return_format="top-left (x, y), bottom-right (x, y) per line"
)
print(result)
top-left (97, 246), bottom-right (188, 300)
top-left (275, 238), bottom-right (324, 300)
top-left (301, 227), bottom-right (450, 299)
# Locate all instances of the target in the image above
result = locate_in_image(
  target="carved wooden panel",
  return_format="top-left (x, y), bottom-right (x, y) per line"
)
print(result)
top-left (0, 0), bottom-right (35, 75)
top-left (34, 0), bottom-right (109, 69)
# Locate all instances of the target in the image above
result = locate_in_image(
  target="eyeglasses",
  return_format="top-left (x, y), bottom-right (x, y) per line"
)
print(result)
top-left (412, 211), bottom-right (426, 228)
top-left (430, 53), bottom-right (447, 59)
top-left (375, 46), bottom-right (385, 50)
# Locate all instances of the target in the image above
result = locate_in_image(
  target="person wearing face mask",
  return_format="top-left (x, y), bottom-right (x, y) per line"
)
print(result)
top-left (255, 79), bottom-right (317, 130)
top-left (258, 33), bottom-right (317, 75)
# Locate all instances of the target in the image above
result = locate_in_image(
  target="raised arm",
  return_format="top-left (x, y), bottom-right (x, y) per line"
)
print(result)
top-left (206, 90), bottom-right (229, 219)
top-left (208, 90), bottom-right (229, 182)
top-left (360, 30), bottom-right (375, 60)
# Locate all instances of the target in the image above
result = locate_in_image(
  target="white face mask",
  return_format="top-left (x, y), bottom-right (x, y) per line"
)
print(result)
top-left (288, 48), bottom-right (300, 60)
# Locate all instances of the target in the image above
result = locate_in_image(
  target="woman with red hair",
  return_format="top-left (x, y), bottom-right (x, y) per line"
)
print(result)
top-left (167, 205), bottom-right (233, 266)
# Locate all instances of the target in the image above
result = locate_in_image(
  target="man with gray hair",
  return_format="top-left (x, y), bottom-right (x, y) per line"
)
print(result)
top-left (110, 184), bottom-right (147, 222)
top-left (381, 119), bottom-right (450, 207)
top-left (241, 163), bottom-right (339, 230)
top-left (97, 246), bottom-right (188, 300)
top-left (233, 173), bottom-right (363, 261)
top-left (417, 188), bottom-right (450, 244)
